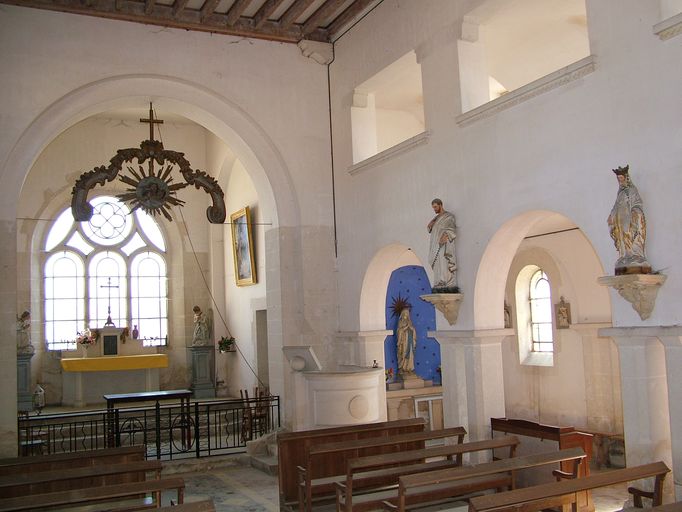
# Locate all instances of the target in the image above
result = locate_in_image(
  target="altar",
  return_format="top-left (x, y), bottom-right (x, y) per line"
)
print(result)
top-left (61, 354), bottom-right (169, 407)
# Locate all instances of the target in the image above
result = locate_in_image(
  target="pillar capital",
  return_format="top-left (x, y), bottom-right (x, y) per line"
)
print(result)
top-left (429, 328), bottom-right (513, 346)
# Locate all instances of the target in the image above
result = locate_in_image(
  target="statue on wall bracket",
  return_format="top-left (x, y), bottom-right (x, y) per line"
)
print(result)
top-left (421, 198), bottom-right (463, 325)
top-left (599, 165), bottom-right (665, 320)
top-left (71, 103), bottom-right (225, 224)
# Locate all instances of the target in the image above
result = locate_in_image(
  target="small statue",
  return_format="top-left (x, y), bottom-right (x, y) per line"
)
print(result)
top-left (16, 310), bottom-right (34, 355)
top-left (396, 308), bottom-right (417, 375)
top-left (427, 198), bottom-right (458, 293)
top-left (191, 306), bottom-right (211, 346)
top-left (607, 165), bottom-right (651, 275)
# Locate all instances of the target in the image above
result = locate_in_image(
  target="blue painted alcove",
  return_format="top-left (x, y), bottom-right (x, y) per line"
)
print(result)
top-left (384, 265), bottom-right (440, 382)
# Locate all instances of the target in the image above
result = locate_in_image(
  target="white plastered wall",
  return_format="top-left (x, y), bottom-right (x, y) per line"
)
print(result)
top-left (330, 0), bottom-right (682, 484)
top-left (0, 4), bottom-right (335, 451)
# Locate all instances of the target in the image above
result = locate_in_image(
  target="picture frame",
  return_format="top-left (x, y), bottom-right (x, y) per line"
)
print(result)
top-left (230, 206), bottom-right (257, 286)
top-left (554, 296), bottom-right (571, 329)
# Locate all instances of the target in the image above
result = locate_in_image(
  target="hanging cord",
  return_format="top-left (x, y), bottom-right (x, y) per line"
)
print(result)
top-left (154, 106), bottom-right (265, 388)
top-left (177, 189), bottom-right (265, 388)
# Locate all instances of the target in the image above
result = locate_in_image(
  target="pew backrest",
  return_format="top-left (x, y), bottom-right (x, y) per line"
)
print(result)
top-left (278, 418), bottom-right (426, 506)
top-left (0, 459), bottom-right (162, 498)
top-left (468, 461), bottom-right (670, 512)
top-left (0, 445), bottom-right (146, 476)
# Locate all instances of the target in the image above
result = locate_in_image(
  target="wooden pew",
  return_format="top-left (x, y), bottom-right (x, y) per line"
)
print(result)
top-left (335, 436), bottom-right (520, 512)
top-left (0, 476), bottom-right (185, 511)
top-left (0, 445), bottom-right (146, 476)
top-left (158, 500), bottom-right (216, 512)
top-left (298, 426), bottom-right (467, 512)
top-left (468, 461), bottom-right (670, 512)
top-left (278, 418), bottom-right (426, 509)
top-left (0, 459), bottom-right (162, 498)
top-left (382, 447), bottom-right (587, 512)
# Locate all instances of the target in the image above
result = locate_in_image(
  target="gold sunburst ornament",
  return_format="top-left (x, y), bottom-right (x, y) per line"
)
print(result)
top-left (71, 103), bottom-right (226, 224)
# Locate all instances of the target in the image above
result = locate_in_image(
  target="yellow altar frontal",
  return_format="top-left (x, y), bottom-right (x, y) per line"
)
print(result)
top-left (61, 354), bottom-right (168, 372)
top-left (61, 354), bottom-right (168, 407)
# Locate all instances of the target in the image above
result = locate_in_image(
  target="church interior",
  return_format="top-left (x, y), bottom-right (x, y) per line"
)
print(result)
top-left (2, 0), bottom-right (682, 509)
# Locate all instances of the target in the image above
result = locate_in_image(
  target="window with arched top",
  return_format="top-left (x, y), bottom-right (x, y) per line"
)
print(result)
top-left (43, 195), bottom-right (168, 350)
top-left (515, 264), bottom-right (554, 366)
top-left (529, 269), bottom-right (554, 352)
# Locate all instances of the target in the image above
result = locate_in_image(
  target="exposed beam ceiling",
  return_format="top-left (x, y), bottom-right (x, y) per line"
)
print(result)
top-left (0, 0), bottom-right (382, 44)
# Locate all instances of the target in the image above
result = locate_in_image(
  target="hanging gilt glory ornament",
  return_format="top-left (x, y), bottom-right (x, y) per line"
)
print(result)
top-left (71, 103), bottom-right (226, 224)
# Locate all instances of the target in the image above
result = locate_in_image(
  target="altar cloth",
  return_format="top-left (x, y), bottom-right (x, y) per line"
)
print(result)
top-left (60, 354), bottom-right (168, 372)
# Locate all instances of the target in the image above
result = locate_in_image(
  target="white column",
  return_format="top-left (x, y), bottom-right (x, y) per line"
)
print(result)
top-left (572, 323), bottom-right (622, 433)
top-left (601, 327), bottom-right (674, 502)
top-left (658, 331), bottom-right (682, 500)
top-left (336, 330), bottom-right (391, 368)
top-left (457, 16), bottom-right (490, 112)
top-left (432, 329), bottom-right (510, 455)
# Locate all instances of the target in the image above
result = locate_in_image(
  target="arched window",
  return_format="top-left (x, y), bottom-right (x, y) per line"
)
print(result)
top-left (529, 269), bottom-right (553, 352)
top-left (44, 196), bottom-right (168, 349)
top-left (515, 264), bottom-right (554, 366)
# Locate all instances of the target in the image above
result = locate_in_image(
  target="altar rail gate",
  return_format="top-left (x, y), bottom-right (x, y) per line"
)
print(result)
top-left (18, 395), bottom-right (280, 459)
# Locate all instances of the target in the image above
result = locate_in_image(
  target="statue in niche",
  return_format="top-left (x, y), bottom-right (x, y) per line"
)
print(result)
top-left (555, 296), bottom-right (571, 329)
top-left (607, 165), bottom-right (651, 275)
top-left (427, 198), bottom-right (459, 293)
top-left (396, 308), bottom-right (417, 375)
top-left (16, 310), bottom-right (34, 355)
top-left (503, 301), bottom-right (512, 329)
top-left (191, 306), bottom-right (212, 346)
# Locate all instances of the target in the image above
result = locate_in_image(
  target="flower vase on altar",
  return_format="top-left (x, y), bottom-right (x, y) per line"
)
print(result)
top-left (81, 345), bottom-right (89, 358)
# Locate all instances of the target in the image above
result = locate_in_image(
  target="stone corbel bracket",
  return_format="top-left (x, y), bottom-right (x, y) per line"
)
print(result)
top-left (420, 293), bottom-right (463, 325)
top-left (597, 274), bottom-right (667, 320)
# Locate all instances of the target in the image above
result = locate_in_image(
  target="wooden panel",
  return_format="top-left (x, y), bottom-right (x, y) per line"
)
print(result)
top-left (0, 445), bottom-right (146, 475)
top-left (277, 418), bottom-right (426, 506)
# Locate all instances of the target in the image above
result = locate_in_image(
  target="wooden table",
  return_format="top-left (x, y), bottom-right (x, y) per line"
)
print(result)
top-left (104, 389), bottom-right (192, 457)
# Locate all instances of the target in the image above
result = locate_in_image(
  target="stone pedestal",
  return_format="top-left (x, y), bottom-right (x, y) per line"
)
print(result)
top-left (17, 353), bottom-right (34, 413)
top-left (431, 328), bottom-right (511, 461)
top-left (597, 274), bottom-right (666, 320)
top-left (420, 293), bottom-right (463, 325)
top-left (189, 346), bottom-right (216, 398)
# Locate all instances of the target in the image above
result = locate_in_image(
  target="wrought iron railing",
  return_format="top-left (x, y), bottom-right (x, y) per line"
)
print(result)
top-left (18, 395), bottom-right (280, 459)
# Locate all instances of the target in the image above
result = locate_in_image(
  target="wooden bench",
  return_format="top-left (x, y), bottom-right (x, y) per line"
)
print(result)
top-left (0, 459), bottom-right (162, 498)
top-left (0, 445), bottom-right (146, 476)
top-left (468, 461), bottom-right (670, 512)
top-left (278, 418), bottom-right (427, 509)
top-left (298, 426), bottom-right (467, 512)
top-left (0, 476), bottom-right (185, 511)
top-left (335, 436), bottom-right (520, 512)
top-left (381, 447), bottom-right (587, 512)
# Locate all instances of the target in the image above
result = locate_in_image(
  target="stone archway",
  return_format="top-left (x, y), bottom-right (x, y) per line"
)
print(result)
top-left (0, 74), bottom-right (301, 453)
top-left (358, 244), bottom-right (423, 332)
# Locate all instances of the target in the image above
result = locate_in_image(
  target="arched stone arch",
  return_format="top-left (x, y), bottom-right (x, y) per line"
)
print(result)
top-left (359, 244), bottom-right (423, 331)
top-left (0, 74), bottom-right (302, 451)
top-left (0, 74), bottom-right (298, 229)
top-left (473, 210), bottom-right (609, 330)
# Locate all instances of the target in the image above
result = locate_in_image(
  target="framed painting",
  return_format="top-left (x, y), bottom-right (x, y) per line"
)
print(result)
top-left (230, 206), bottom-right (257, 286)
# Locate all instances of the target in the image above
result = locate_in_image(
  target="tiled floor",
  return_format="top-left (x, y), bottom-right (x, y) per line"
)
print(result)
top-left (169, 459), bottom-right (633, 512)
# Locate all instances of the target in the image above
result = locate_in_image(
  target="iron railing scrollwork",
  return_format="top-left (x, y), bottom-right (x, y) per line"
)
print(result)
top-left (18, 395), bottom-right (279, 459)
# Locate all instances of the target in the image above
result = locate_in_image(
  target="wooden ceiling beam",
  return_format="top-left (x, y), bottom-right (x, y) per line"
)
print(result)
top-left (172, 0), bottom-right (189, 17)
top-left (144, 0), bottom-right (155, 15)
top-left (253, 0), bottom-right (286, 29)
top-left (279, 0), bottom-right (315, 29)
top-left (0, 0), bottom-right (350, 42)
top-left (225, 0), bottom-right (251, 26)
top-left (326, 0), bottom-right (374, 37)
top-left (200, 0), bottom-right (220, 22)
top-left (301, 0), bottom-right (344, 36)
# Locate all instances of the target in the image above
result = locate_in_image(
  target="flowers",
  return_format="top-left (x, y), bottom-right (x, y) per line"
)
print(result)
top-left (76, 328), bottom-right (98, 346)
top-left (385, 368), bottom-right (394, 382)
top-left (218, 336), bottom-right (235, 353)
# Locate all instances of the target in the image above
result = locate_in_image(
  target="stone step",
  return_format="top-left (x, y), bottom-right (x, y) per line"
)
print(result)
top-left (241, 453), bottom-right (278, 476)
